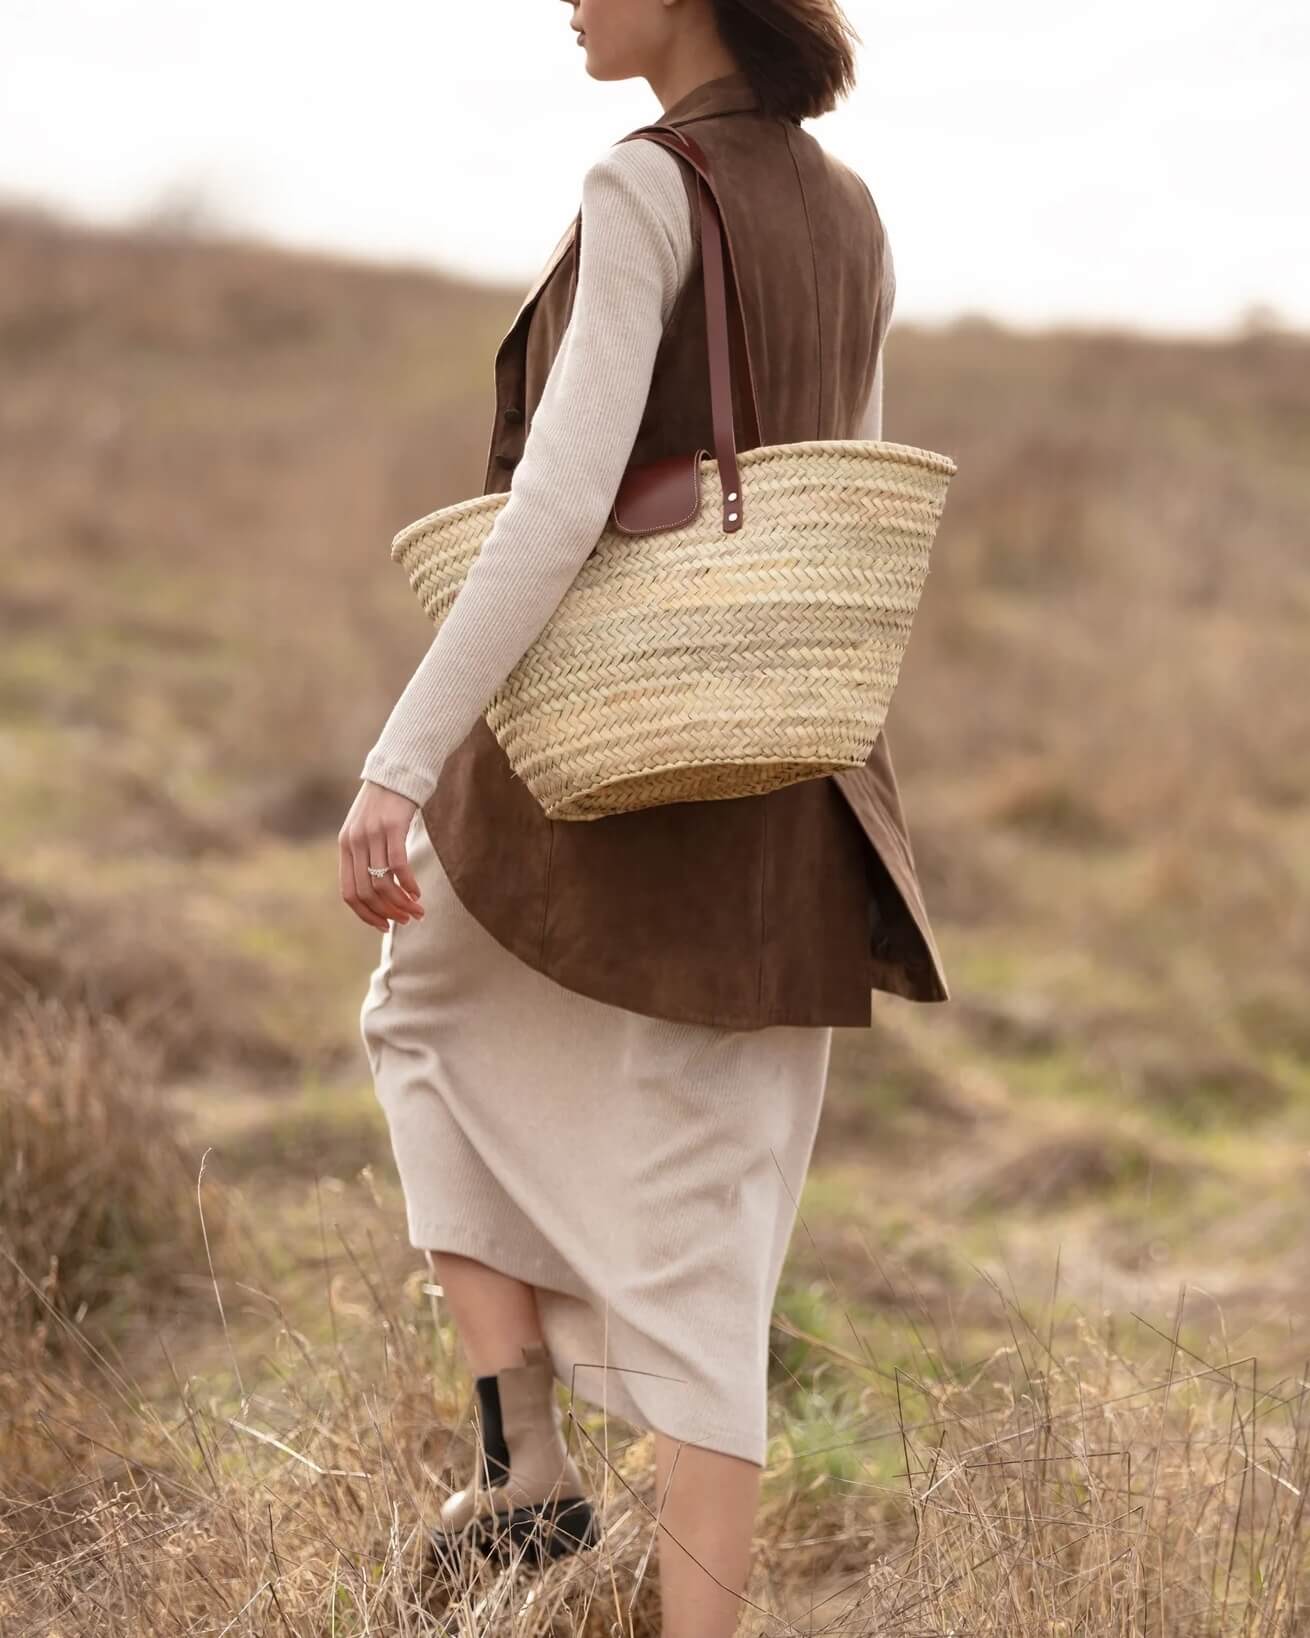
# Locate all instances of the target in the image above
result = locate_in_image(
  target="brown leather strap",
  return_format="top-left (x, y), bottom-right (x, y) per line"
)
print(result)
top-left (614, 124), bottom-right (762, 532)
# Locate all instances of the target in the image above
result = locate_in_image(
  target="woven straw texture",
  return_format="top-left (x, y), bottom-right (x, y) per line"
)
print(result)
top-left (391, 439), bottom-right (956, 820)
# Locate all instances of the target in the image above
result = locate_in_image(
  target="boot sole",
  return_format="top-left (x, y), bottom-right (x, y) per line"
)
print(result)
top-left (424, 1491), bottom-right (601, 1584)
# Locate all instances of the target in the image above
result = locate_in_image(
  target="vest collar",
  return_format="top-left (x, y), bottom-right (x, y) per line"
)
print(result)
top-left (658, 69), bottom-right (759, 126)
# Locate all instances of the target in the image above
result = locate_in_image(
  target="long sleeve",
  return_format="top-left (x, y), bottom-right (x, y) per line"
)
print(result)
top-left (859, 348), bottom-right (884, 440)
top-left (359, 139), bottom-right (697, 806)
top-left (856, 236), bottom-right (895, 440)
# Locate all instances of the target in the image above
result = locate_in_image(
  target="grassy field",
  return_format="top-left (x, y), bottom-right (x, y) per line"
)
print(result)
top-left (2, 201), bottom-right (1309, 1634)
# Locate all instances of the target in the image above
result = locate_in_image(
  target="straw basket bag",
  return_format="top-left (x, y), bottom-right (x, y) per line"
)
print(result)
top-left (390, 124), bottom-right (957, 821)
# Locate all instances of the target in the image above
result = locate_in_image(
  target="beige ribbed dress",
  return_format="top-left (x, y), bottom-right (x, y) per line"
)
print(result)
top-left (358, 135), bottom-right (889, 1468)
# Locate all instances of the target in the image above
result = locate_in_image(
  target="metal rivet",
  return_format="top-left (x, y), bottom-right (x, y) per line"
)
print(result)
top-left (727, 511), bottom-right (738, 522)
top-left (727, 491), bottom-right (737, 501)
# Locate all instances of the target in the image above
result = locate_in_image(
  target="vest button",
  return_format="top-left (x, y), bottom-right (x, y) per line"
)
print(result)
top-left (503, 405), bottom-right (524, 424)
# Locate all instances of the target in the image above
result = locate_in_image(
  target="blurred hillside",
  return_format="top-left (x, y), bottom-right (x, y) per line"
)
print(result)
top-left (3, 201), bottom-right (1307, 1088)
top-left (3, 204), bottom-right (1309, 1631)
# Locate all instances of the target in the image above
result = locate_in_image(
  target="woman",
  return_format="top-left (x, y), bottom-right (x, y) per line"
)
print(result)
top-left (343, 1), bottom-right (949, 1631)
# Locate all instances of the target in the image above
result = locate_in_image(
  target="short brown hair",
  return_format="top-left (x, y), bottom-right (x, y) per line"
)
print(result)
top-left (710, 0), bottom-right (860, 123)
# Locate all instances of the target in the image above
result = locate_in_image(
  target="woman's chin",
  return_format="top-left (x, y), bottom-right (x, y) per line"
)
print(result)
top-left (580, 57), bottom-right (625, 85)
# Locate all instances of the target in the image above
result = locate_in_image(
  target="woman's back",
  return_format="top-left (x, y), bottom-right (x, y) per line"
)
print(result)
top-left (414, 73), bottom-right (947, 1024)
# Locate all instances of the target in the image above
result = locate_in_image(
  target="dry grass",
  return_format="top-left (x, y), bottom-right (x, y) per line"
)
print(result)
top-left (0, 994), bottom-right (232, 1351)
top-left (0, 868), bottom-right (306, 1080)
top-left (2, 992), bottom-right (1306, 1633)
top-left (3, 1191), bottom-right (1307, 1635)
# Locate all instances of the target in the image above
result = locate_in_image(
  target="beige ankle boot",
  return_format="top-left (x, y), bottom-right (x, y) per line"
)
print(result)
top-left (425, 1341), bottom-right (599, 1583)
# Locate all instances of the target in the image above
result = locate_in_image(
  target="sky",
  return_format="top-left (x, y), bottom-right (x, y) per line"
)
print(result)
top-left (2, 0), bottom-right (1306, 335)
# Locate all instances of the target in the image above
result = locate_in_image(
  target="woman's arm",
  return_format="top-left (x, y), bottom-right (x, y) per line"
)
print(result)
top-left (358, 138), bottom-right (697, 807)
top-left (860, 348), bottom-right (884, 440)
top-left (856, 236), bottom-right (895, 440)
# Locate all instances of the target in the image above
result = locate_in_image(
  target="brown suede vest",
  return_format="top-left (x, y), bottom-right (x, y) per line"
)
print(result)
top-left (420, 70), bottom-right (950, 1028)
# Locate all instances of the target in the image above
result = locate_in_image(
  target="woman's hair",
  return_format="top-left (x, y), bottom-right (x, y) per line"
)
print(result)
top-left (709, 0), bottom-right (860, 124)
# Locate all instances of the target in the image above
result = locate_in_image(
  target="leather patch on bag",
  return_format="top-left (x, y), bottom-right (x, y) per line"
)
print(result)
top-left (610, 450), bottom-right (707, 535)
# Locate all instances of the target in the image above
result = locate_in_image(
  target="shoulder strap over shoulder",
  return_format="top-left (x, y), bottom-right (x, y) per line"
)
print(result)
top-left (612, 125), bottom-right (763, 532)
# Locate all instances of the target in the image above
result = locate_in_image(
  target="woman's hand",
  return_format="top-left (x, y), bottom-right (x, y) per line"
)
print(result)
top-left (339, 780), bottom-right (425, 931)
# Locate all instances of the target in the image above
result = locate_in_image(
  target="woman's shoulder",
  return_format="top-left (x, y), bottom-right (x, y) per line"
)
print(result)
top-left (579, 133), bottom-right (695, 271)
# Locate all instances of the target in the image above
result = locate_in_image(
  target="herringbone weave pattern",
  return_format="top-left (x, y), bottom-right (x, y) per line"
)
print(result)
top-left (391, 439), bottom-right (956, 820)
